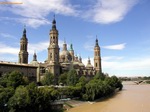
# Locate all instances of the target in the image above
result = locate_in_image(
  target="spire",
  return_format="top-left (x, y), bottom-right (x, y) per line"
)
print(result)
top-left (70, 43), bottom-right (73, 51)
top-left (52, 14), bottom-right (56, 30)
top-left (22, 25), bottom-right (27, 40)
top-left (95, 36), bottom-right (99, 47)
top-left (88, 57), bottom-right (91, 64)
top-left (23, 25), bottom-right (26, 34)
top-left (63, 39), bottom-right (67, 51)
top-left (33, 51), bottom-right (37, 61)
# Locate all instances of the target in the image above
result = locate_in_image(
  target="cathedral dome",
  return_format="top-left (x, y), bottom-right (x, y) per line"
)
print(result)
top-left (30, 52), bottom-right (39, 66)
top-left (30, 60), bottom-right (39, 66)
top-left (86, 64), bottom-right (93, 69)
top-left (60, 50), bottom-right (72, 62)
top-left (73, 61), bottom-right (79, 65)
top-left (60, 50), bottom-right (70, 57)
top-left (79, 62), bottom-right (85, 67)
top-left (86, 58), bottom-right (93, 69)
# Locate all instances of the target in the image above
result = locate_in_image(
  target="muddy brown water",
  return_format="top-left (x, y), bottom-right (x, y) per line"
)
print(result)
top-left (67, 81), bottom-right (150, 112)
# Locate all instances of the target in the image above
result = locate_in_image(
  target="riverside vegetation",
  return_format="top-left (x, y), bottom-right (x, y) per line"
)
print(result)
top-left (0, 69), bottom-right (122, 112)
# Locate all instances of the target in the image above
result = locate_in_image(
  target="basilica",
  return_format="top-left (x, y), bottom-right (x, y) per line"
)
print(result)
top-left (0, 17), bottom-right (102, 82)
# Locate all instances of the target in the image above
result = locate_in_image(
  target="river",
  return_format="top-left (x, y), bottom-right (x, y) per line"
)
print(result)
top-left (67, 81), bottom-right (150, 112)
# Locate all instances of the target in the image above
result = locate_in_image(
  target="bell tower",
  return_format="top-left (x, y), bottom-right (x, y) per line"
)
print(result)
top-left (94, 38), bottom-right (102, 73)
top-left (18, 27), bottom-right (28, 64)
top-left (47, 16), bottom-right (60, 79)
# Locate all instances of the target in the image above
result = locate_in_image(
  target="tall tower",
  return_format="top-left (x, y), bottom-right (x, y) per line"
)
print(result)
top-left (94, 38), bottom-right (102, 73)
top-left (18, 27), bottom-right (28, 64)
top-left (47, 16), bottom-right (60, 78)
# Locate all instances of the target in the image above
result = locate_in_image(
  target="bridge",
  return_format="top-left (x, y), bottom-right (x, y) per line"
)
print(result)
top-left (134, 80), bottom-right (147, 84)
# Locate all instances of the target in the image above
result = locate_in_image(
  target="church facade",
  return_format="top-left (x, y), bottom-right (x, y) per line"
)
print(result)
top-left (0, 17), bottom-right (102, 83)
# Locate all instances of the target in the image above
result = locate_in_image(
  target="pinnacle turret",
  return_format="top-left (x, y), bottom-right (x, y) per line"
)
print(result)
top-left (52, 15), bottom-right (56, 30)
top-left (95, 37), bottom-right (99, 47)
top-left (22, 26), bottom-right (27, 40)
top-left (33, 52), bottom-right (37, 61)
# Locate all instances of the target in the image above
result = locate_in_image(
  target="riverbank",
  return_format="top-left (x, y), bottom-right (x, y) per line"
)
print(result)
top-left (67, 81), bottom-right (150, 112)
top-left (64, 87), bottom-right (119, 110)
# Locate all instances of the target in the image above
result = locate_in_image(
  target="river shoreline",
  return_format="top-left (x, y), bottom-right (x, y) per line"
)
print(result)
top-left (67, 81), bottom-right (150, 112)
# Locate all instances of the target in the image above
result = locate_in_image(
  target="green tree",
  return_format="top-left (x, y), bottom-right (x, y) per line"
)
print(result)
top-left (26, 82), bottom-right (39, 111)
top-left (0, 86), bottom-right (14, 112)
top-left (8, 86), bottom-right (30, 112)
top-left (77, 76), bottom-right (87, 86)
top-left (0, 71), bottom-right (62, 112)
top-left (41, 72), bottom-right (54, 85)
top-left (105, 76), bottom-right (123, 90)
top-left (94, 71), bottom-right (105, 80)
top-left (58, 72), bottom-right (67, 85)
top-left (67, 69), bottom-right (78, 86)
top-left (85, 81), bottom-right (97, 100)
top-left (0, 71), bottom-right (28, 88)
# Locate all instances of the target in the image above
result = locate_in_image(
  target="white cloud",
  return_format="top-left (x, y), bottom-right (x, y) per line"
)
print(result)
top-left (29, 39), bottom-right (64, 53)
top-left (28, 42), bottom-right (49, 54)
top-left (10, 0), bottom-right (77, 17)
top-left (103, 56), bottom-right (124, 61)
top-left (103, 43), bottom-right (126, 50)
top-left (0, 33), bottom-right (17, 39)
top-left (0, 55), bottom-right (18, 62)
top-left (0, 39), bottom-right (65, 58)
top-left (82, 56), bottom-right (123, 67)
top-left (83, 0), bottom-right (139, 24)
top-left (102, 56), bottom-right (150, 76)
top-left (0, 43), bottom-right (19, 55)
top-left (0, 17), bottom-right (50, 28)
top-left (4, 0), bottom-right (78, 28)
top-left (82, 56), bottom-right (150, 76)
top-left (1, 0), bottom-right (139, 27)
top-left (18, 18), bottom-right (50, 28)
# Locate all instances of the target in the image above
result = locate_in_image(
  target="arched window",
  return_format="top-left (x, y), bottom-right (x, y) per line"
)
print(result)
top-left (96, 63), bottom-right (97, 67)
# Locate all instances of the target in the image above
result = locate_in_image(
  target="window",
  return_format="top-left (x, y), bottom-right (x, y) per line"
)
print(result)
top-left (24, 58), bottom-right (27, 63)
top-left (50, 53), bottom-right (52, 59)
top-left (96, 63), bottom-right (97, 67)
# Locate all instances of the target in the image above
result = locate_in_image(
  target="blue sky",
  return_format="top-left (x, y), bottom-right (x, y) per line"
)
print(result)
top-left (0, 0), bottom-right (150, 77)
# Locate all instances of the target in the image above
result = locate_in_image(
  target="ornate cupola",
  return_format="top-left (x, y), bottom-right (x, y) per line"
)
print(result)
top-left (86, 57), bottom-right (93, 69)
top-left (30, 51), bottom-right (39, 66)
top-left (63, 40), bottom-right (67, 51)
top-left (69, 43), bottom-right (74, 61)
top-left (33, 52), bottom-right (37, 61)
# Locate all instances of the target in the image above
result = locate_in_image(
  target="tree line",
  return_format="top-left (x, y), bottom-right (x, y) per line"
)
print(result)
top-left (0, 69), bottom-right (123, 111)
top-left (0, 71), bottom-right (62, 112)
top-left (42, 68), bottom-right (123, 101)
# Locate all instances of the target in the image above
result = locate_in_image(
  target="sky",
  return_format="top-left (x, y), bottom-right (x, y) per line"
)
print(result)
top-left (0, 0), bottom-right (150, 77)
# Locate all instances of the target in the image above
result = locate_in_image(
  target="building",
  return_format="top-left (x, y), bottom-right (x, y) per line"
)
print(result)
top-left (0, 17), bottom-right (102, 83)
